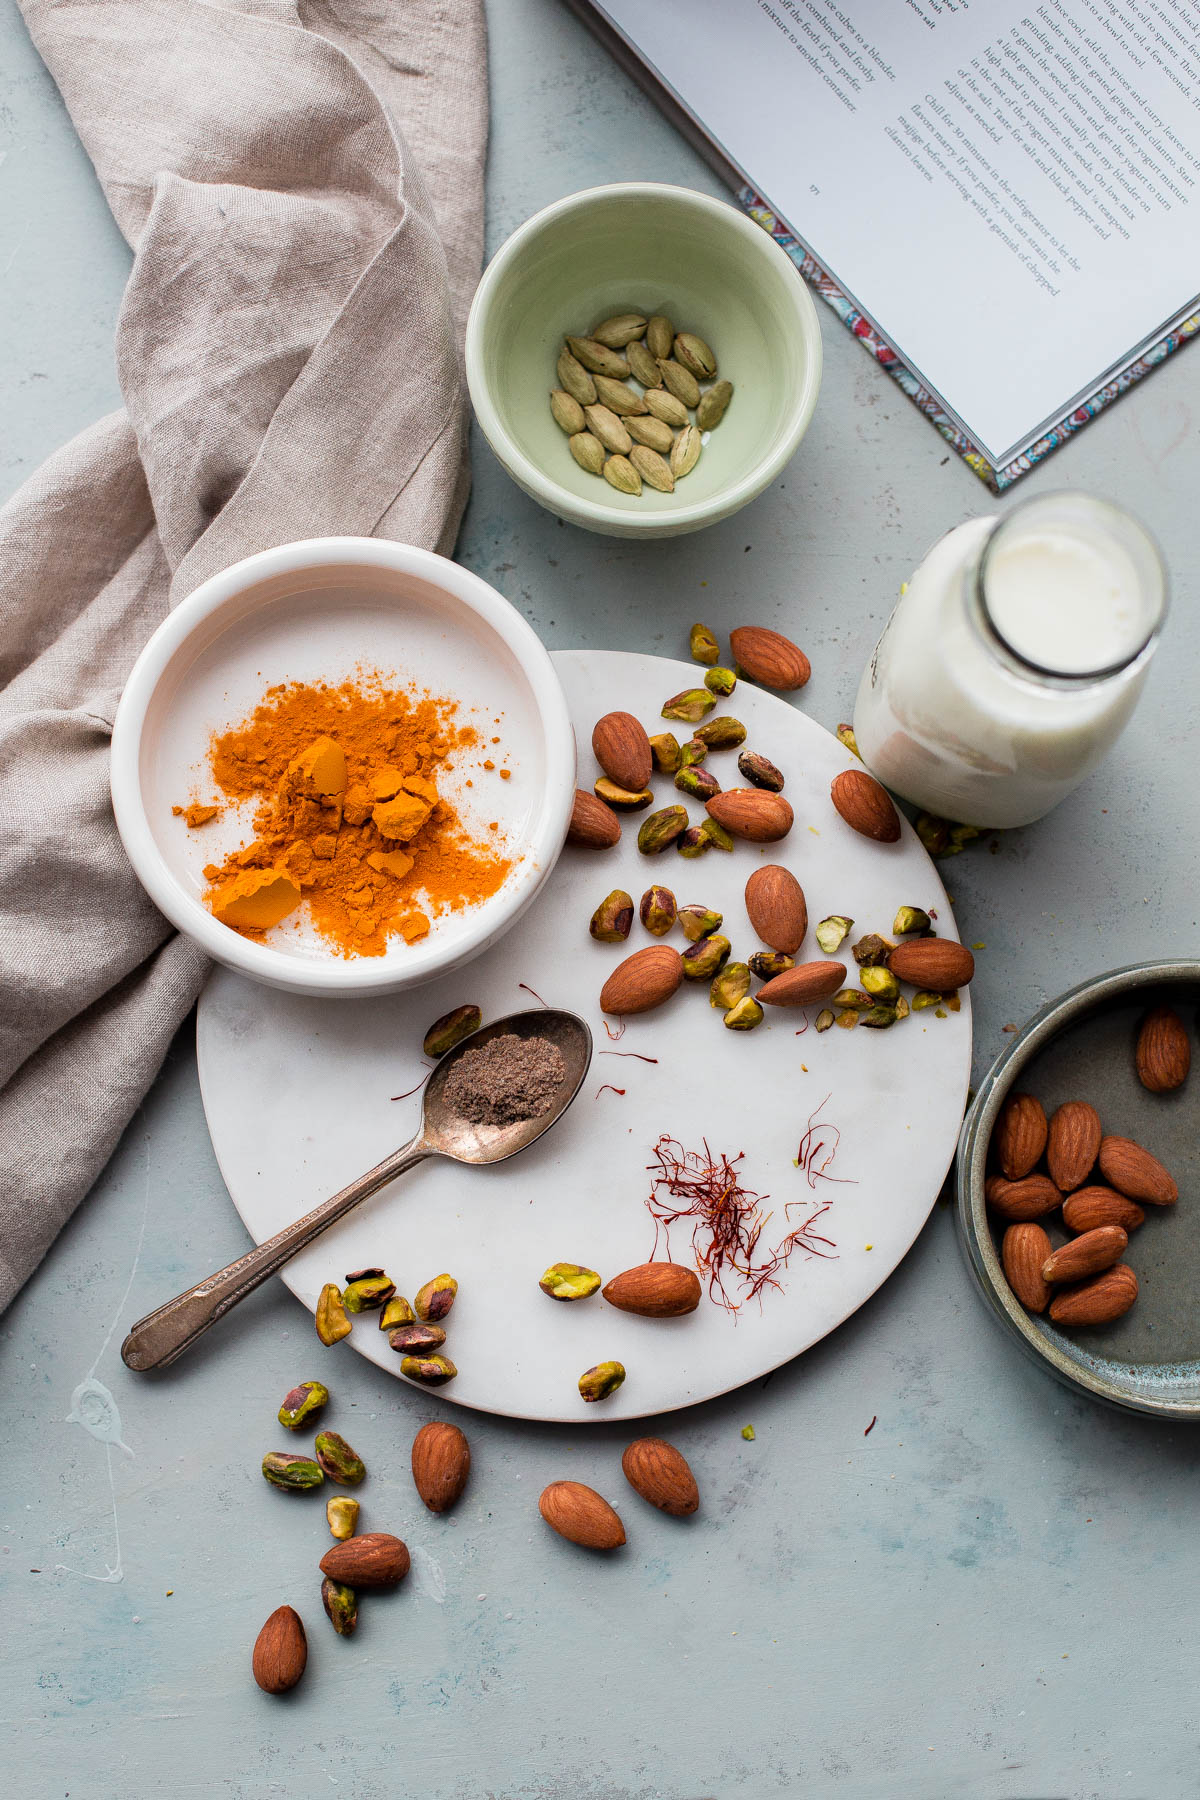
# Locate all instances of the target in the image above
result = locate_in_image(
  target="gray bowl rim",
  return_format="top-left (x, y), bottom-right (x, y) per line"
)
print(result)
top-left (956, 956), bottom-right (1200, 1420)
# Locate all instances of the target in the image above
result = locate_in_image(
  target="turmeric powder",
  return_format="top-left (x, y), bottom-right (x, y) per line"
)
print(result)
top-left (201, 674), bottom-right (511, 958)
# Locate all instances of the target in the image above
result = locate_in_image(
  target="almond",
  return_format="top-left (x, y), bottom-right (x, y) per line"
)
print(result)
top-left (1097, 1134), bottom-right (1178, 1205)
top-left (538, 1480), bottom-right (626, 1550)
top-left (621, 1438), bottom-right (700, 1516)
top-left (252, 1605), bottom-right (307, 1694)
top-left (830, 768), bottom-right (901, 843)
top-left (756, 960), bottom-right (847, 1008)
top-left (1135, 1004), bottom-right (1190, 1093)
top-left (602, 1262), bottom-right (702, 1317)
top-left (1061, 1186), bottom-right (1145, 1234)
top-left (592, 711), bottom-right (652, 793)
top-left (600, 944), bottom-right (684, 1016)
top-left (985, 1173), bottom-right (1061, 1220)
top-left (568, 788), bottom-right (620, 848)
top-left (411, 1421), bottom-right (470, 1514)
top-left (993, 1092), bottom-right (1048, 1180)
top-left (744, 865), bottom-right (807, 954)
top-left (319, 1531), bottom-right (410, 1589)
top-left (1046, 1100), bottom-right (1102, 1192)
top-left (705, 789), bottom-right (794, 842)
top-left (1041, 1225), bottom-right (1127, 1285)
top-left (729, 625), bottom-right (811, 690)
top-left (888, 938), bottom-right (975, 990)
top-left (1001, 1222), bottom-right (1052, 1313)
top-left (1048, 1262), bottom-right (1138, 1327)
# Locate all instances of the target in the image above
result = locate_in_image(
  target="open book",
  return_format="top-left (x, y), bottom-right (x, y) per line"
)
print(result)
top-left (573, 0), bottom-right (1200, 488)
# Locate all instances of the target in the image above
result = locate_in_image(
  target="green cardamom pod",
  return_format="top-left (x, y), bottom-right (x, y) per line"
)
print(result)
top-left (645, 314), bottom-right (674, 360)
top-left (626, 339), bottom-right (663, 388)
top-left (550, 389), bottom-right (586, 435)
top-left (593, 374), bottom-right (648, 417)
top-left (566, 335), bottom-right (630, 378)
top-left (670, 426), bottom-right (702, 479)
top-left (696, 379), bottom-right (733, 430)
top-left (625, 414), bottom-right (674, 454)
top-left (657, 358), bottom-right (701, 408)
top-left (583, 403), bottom-right (632, 455)
top-left (557, 347), bottom-right (597, 407)
top-left (645, 388), bottom-right (690, 428)
top-left (673, 332), bottom-right (717, 379)
top-left (629, 445), bottom-right (674, 493)
top-left (590, 312), bottom-right (647, 348)
top-left (603, 454), bottom-right (642, 496)
top-left (569, 431), bottom-right (605, 476)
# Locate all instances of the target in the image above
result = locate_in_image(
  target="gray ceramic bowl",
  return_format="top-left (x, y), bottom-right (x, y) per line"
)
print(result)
top-left (958, 959), bottom-right (1200, 1418)
top-left (465, 183), bottom-right (823, 539)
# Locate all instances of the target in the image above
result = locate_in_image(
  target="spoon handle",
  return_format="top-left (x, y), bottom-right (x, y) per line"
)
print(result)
top-left (120, 1136), bottom-right (432, 1371)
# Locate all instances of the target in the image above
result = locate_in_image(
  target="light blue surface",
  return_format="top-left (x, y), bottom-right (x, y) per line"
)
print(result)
top-left (4, 2), bottom-right (1200, 1796)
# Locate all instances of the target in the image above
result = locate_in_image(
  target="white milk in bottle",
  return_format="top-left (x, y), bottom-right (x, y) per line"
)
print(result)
top-left (852, 492), bottom-right (1167, 828)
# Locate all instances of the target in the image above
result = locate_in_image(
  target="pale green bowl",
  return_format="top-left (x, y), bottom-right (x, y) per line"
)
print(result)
top-left (465, 183), bottom-right (823, 539)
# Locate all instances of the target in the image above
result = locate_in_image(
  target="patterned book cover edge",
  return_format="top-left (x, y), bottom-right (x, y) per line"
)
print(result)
top-left (739, 187), bottom-right (1200, 493)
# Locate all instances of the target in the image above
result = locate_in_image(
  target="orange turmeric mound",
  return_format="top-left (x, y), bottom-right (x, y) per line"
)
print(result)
top-left (202, 675), bottom-right (511, 958)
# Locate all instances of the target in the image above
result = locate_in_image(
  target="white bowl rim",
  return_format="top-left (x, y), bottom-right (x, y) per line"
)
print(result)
top-left (465, 181), bottom-right (823, 531)
top-left (110, 536), bottom-right (575, 994)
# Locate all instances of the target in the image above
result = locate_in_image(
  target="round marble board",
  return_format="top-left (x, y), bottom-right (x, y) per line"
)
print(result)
top-left (197, 650), bottom-right (972, 1422)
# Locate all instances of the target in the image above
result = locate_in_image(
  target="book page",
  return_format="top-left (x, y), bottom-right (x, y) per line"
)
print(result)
top-left (594, 0), bottom-right (1200, 464)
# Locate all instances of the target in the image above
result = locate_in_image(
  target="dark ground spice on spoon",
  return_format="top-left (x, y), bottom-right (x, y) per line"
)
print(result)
top-left (443, 1034), bottom-right (565, 1126)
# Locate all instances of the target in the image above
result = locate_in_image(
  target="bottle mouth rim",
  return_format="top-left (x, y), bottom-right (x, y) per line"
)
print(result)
top-left (972, 493), bottom-right (1168, 688)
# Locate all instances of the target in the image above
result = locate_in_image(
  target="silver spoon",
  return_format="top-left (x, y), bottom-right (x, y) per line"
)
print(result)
top-left (121, 1008), bottom-right (592, 1371)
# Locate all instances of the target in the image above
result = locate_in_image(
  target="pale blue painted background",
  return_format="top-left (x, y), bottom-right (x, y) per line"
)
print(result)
top-left (3, 2), bottom-right (1200, 1796)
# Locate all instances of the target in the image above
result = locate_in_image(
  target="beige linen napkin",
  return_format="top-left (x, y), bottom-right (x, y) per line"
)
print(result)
top-left (0, 0), bottom-right (488, 1309)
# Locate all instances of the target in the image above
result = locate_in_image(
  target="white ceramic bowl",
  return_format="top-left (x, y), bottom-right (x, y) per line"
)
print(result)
top-left (110, 538), bottom-right (575, 997)
top-left (466, 182), bottom-right (823, 539)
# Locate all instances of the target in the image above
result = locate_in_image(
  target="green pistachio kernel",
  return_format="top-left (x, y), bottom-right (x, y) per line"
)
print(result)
top-left (860, 966), bottom-right (900, 1001)
top-left (262, 1451), bottom-right (325, 1493)
top-left (815, 915), bottom-right (853, 955)
top-left (724, 996), bottom-right (765, 1031)
top-left (710, 962), bottom-right (751, 1010)
top-left (539, 1263), bottom-right (602, 1301)
top-left (314, 1430), bottom-right (366, 1487)
top-left (277, 1380), bottom-right (329, 1432)
top-left (578, 1361), bottom-right (626, 1402)
top-left (689, 622), bottom-right (720, 666)
top-left (892, 905), bottom-right (932, 936)
top-left (678, 904), bottom-right (722, 942)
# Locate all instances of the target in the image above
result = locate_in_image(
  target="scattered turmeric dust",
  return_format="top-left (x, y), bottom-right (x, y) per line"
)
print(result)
top-left (199, 675), bottom-right (511, 958)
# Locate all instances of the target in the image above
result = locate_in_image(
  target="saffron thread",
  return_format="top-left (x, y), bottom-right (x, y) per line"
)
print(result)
top-left (391, 1067), bottom-right (432, 1101)
top-left (518, 982), bottom-right (549, 1008)
top-left (599, 1051), bottom-right (659, 1063)
top-left (794, 1093), bottom-right (855, 1190)
top-left (595, 1084), bottom-right (626, 1099)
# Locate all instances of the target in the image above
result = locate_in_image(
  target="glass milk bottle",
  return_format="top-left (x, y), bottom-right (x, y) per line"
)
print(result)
top-left (852, 492), bottom-right (1167, 829)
